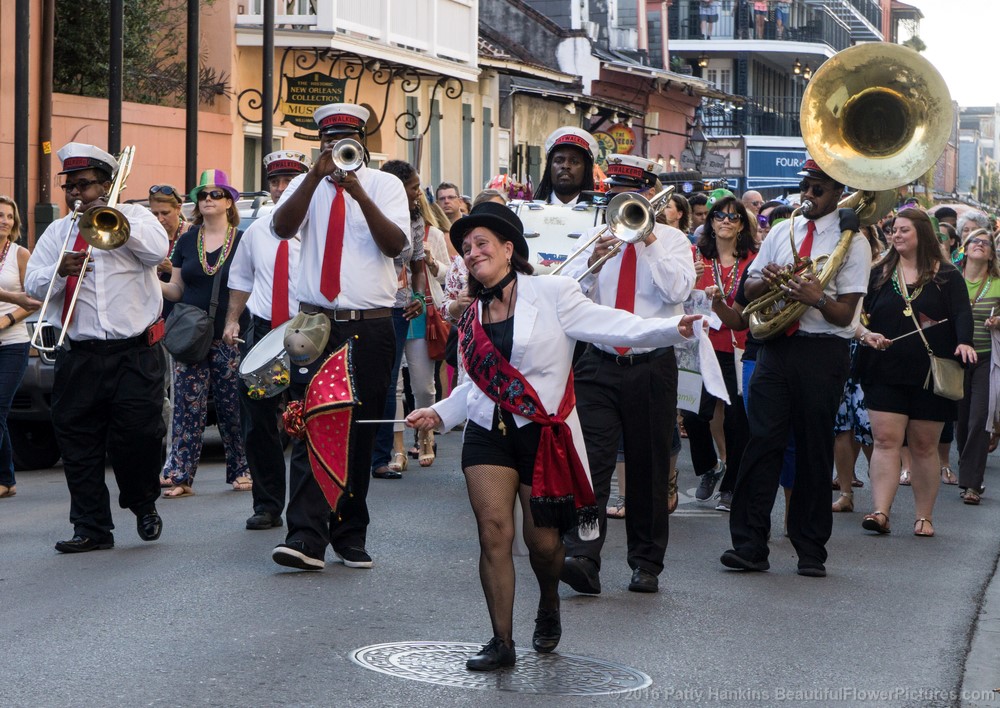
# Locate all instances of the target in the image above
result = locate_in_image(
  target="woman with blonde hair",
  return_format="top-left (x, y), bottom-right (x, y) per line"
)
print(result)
top-left (955, 228), bottom-right (1000, 504)
top-left (0, 197), bottom-right (39, 498)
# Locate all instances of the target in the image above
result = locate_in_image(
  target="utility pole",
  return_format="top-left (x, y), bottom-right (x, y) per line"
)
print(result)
top-left (108, 0), bottom-right (124, 154)
top-left (261, 0), bottom-right (275, 191)
top-left (185, 0), bottom-right (200, 190)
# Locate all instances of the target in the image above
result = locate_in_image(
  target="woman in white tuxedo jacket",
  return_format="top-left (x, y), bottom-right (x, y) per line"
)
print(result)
top-left (407, 201), bottom-right (699, 671)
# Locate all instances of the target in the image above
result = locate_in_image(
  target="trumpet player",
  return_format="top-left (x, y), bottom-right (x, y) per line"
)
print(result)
top-left (560, 155), bottom-right (696, 594)
top-left (720, 158), bottom-right (872, 578)
top-left (25, 142), bottom-right (169, 554)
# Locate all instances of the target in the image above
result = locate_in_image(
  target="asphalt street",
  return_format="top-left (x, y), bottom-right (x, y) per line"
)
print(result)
top-left (2, 429), bottom-right (999, 707)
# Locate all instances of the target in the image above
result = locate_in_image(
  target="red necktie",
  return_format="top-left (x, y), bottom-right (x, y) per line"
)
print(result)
top-left (614, 243), bottom-right (637, 355)
top-left (62, 229), bottom-right (87, 324)
top-left (271, 239), bottom-right (290, 328)
top-left (784, 220), bottom-right (816, 337)
top-left (320, 184), bottom-right (345, 301)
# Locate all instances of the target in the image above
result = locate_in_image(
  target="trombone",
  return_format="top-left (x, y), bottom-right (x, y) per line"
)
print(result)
top-left (31, 146), bottom-right (135, 353)
top-left (551, 186), bottom-right (674, 281)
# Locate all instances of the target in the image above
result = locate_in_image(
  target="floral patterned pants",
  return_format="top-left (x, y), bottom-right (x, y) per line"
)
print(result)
top-left (162, 340), bottom-right (250, 485)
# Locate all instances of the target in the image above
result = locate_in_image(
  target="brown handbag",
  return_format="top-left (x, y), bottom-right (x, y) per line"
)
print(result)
top-left (423, 259), bottom-right (451, 361)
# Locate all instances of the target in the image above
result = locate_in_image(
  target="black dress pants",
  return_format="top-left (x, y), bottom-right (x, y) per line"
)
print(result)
top-left (241, 316), bottom-right (288, 517)
top-left (284, 315), bottom-right (395, 557)
top-left (564, 346), bottom-right (677, 575)
top-left (729, 335), bottom-right (849, 566)
top-left (52, 340), bottom-right (166, 540)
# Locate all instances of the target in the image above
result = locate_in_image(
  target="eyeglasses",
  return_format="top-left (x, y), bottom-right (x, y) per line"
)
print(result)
top-left (798, 181), bottom-right (826, 197)
top-left (967, 238), bottom-right (993, 248)
top-left (197, 189), bottom-right (227, 201)
top-left (60, 179), bottom-right (100, 193)
top-left (712, 212), bottom-right (742, 223)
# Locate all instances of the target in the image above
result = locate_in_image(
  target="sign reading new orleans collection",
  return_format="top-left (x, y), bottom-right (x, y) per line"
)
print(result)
top-left (280, 72), bottom-right (348, 129)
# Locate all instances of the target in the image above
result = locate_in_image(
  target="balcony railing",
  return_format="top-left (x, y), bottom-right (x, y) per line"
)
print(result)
top-left (668, 0), bottom-right (850, 51)
top-left (236, 0), bottom-right (477, 66)
top-left (703, 95), bottom-right (803, 138)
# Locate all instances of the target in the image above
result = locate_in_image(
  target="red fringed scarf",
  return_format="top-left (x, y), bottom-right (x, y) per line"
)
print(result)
top-left (458, 306), bottom-right (598, 536)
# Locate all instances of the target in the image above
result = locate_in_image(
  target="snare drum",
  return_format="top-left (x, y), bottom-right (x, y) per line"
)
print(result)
top-left (239, 321), bottom-right (292, 399)
top-left (509, 200), bottom-right (604, 274)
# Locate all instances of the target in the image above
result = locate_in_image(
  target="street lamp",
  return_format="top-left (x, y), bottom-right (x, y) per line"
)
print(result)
top-left (689, 121), bottom-right (707, 170)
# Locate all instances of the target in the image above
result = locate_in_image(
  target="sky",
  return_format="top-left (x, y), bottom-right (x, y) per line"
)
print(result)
top-left (905, 0), bottom-right (999, 108)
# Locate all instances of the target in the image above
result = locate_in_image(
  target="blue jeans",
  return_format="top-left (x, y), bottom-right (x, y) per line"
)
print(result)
top-left (742, 358), bottom-right (795, 490)
top-left (371, 308), bottom-right (410, 469)
top-left (0, 343), bottom-right (30, 486)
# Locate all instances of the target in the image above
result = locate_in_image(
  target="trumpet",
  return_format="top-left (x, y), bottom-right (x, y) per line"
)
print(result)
top-left (31, 146), bottom-right (135, 353)
top-left (330, 138), bottom-right (364, 180)
top-left (551, 186), bottom-right (674, 281)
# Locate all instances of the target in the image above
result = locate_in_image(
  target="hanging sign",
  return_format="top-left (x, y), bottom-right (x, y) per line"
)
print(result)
top-left (608, 123), bottom-right (636, 155)
top-left (279, 72), bottom-right (348, 129)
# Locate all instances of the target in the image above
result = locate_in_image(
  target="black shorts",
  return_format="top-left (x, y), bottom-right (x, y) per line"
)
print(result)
top-left (862, 382), bottom-right (957, 423)
top-left (462, 409), bottom-right (542, 486)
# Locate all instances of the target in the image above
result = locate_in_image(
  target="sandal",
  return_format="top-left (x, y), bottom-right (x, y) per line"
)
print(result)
top-left (0, 484), bottom-right (14, 498)
top-left (914, 518), bottom-right (935, 537)
top-left (940, 466), bottom-right (958, 485)
top-left (232, 475), bottom-right (253, 491)
top-left (163, 483), bottom-right (194, 498)
top-left (832, 491), bottom-right (854, 513)
top-left (160, 475), bottom-right (173, 488)
top-left (607, 495), bottom-right (626, 519)
top-left (961, 489), bottom-right (982, 505)
top-left (388, 451), bottom-right (408, 473)
top-left (861, 511), bottom-right (890, 534)
top-left (418, 430), bottom-right (435, 468)
top-left (899, 469), bottom-right (911, 486)
top-left (851, 477), bottom-right (864, 488)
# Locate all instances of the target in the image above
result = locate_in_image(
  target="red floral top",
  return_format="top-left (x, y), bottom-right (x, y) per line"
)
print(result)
top-left (693, 247), bottom-right (756, 353)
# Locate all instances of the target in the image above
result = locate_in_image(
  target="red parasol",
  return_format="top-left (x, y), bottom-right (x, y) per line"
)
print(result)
top-left (283, 341), bottom-right (358, 516)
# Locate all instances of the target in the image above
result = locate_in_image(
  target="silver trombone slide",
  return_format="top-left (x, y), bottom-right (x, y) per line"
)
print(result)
top-left (29, 200), bottom-right (82, 353)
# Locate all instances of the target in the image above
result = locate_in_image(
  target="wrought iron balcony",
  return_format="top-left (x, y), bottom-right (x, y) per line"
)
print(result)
top-left (703, 95), bottom-right (803, 138)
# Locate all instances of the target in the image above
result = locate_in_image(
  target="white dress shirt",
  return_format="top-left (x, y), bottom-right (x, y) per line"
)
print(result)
top-left (748, 209), bottom-right (872, 338)
top-left (561, 222), bottom-right (696, 354)
top-left (273, 164), bottom-right (411, 310)
top-left (25, 204), bottom-right (168, 340)
top-left (228, 212), bottom-right (301, 320)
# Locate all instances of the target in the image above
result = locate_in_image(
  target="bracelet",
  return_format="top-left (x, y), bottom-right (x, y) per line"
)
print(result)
top-left (5, 313), bottom-right (14, 327)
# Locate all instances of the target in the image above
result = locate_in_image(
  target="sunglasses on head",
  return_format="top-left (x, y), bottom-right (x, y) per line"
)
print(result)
top-left (712, 211), bottom-right (741, 223)
top-left (149, 185), bottom-right (182, 202)
top-left (197, 189), bottom-right (227, 201)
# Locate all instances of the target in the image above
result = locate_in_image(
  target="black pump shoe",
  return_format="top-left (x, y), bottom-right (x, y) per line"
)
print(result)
top-left (466, 637), bottom-right (516, 671)
top-left (532, 608), bottom-right (561, 653)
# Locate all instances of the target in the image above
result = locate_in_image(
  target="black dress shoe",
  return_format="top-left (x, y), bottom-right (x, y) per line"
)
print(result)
top-left (54, 535), bottom-right (114, 554)
top-left (466, 637), bottom-right (516, 671)
top-left (137, 509), bottom-right (162, 542)
top-left (371, 466), bottom-right (402, 480)
top-left (532, 607), bottom-right (562, 653)
top-left (797, 564), bottom-right (827, 578)
top-left (720, 549), bottom-right (770, 572)
top-left (246, 511), bottom-right (283, 530)
top-left (560, 555), bottom-right (601, 594)
top-left (628, 568), bottom-right (659, 593)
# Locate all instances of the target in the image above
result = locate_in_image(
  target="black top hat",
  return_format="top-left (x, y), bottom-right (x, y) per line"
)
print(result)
top-left (449, 201), bottom-right (529, 260)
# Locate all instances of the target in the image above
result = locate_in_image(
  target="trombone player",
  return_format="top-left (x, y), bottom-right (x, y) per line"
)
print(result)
top-left (720, 158), bottom-right (871, 578)
top-left (25, 143), bottom-right (169, 554)
top-left (560, 154), bottom-right (696, 594)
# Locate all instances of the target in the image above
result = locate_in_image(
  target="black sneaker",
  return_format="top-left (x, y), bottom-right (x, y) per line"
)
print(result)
top-left (334, 546), bottom-right (374, 569)
top-left (715, 491), bottom-right (733, 512)
top-left (720, 549), bottom-right (769, 572)
top-left (696, 462), bottom-right (725, 501)
top-left (466, 637), bottom-right (516, 671)
top-left (272, 541), bottom-right (325, 570)
top-left (532, 608), bottom-right (561, 653)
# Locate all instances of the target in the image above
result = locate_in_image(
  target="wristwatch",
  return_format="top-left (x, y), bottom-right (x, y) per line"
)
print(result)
top-left (813, 295), bottom-right (828, 309)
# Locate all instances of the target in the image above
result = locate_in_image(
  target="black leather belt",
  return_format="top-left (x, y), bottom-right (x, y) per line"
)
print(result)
top-left (69, 334), bottom-right (146, 354)
top-left (589, 345), bottom-right (670, 366)
top-left (300, 304), bottom-right (393, 322)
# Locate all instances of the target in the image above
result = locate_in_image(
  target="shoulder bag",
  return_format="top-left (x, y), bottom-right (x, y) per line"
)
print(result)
top-left (422, 259), bottom-right (451, 361)
top-left (899, 273), bottom-right (964, 401)
top-left (163, 269), bottom-right (223, 365)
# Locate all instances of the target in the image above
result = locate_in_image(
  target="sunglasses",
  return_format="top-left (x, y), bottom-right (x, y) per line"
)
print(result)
top-left (967, 238), bottom-right (993, 248)
top-left (712, 212), bottom-right (742, 223)
top-left (149, 185), bottom-right (183, 203)
top-left (798, 181), bottom-right (826, 197)
top-left (60, 179), bottom-right (100, 193)
top-left (197, 189), bottom-right (228, 201)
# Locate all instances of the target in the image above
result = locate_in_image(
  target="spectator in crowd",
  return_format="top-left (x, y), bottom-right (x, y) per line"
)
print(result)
top-left (688, 193), bottom-right (710, 241)
top-left (148, 184), bottom-right (188, 283)
top-left (436, 182), bottom-right (463, 225)
top-left (742, 190), bottom-right (764, 218)
top-left (774, 0), bottom-right (791, 39)
top-left (958, 210), bottom-right (991, 242)
top-left (701, 0), bottom-right (720, 39)
top-left (661, 193), bottom-right (691, 235)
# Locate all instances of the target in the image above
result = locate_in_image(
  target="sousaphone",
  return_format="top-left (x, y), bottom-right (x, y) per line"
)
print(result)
top-left (744, 43), bottom-right (952, 340)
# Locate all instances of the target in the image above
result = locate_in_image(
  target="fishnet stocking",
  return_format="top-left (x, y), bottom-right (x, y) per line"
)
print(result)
top-left (464, 464), bottom-right (567, 643)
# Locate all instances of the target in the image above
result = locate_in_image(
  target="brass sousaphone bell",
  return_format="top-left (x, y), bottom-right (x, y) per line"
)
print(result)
top-left (743, 43), bottom-right (952, 340)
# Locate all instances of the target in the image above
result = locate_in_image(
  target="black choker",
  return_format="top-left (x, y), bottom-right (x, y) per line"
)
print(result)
top-left (478, 270), bottom-right (516, 304)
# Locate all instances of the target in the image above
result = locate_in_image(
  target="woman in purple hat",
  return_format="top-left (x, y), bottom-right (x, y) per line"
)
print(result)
top-left (160, 170), bottom-right (251, 497)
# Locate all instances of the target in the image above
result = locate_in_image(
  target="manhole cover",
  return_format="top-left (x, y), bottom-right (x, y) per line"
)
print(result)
top-left (351, 641), bottom-right (652, 695)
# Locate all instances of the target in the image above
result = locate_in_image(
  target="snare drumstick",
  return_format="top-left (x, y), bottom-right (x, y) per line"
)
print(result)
top-left (889, 318), bottom-right (948, 342)
top-left (355, 419), bottom-right (409, 424)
